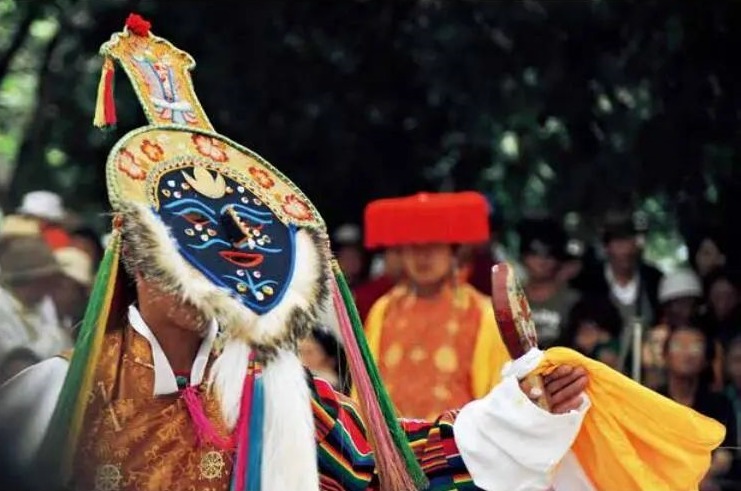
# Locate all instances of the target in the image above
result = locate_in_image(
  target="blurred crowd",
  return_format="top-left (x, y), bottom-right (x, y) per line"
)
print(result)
top-left (1, 190), bottom-right (739, 489)
top-left (0, 191), bottom-right (103, 383)
top-left (321, 210), bottom-right (740, 491)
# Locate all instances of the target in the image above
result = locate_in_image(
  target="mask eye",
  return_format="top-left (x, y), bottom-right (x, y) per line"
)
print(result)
top-left (182, 211), bottom-right (211, 226)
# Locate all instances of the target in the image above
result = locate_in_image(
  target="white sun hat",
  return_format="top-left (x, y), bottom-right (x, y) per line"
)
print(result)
top-left (658, 268), bottom-right (702, 303)
top-left (17, 190), bottom-right (66, 222)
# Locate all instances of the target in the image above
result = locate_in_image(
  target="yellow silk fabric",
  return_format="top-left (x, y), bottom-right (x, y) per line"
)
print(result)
top-left (536, 347), bottom-right (726, 491)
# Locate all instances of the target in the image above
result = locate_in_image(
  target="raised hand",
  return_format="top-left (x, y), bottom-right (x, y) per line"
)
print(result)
top-left (544, 365), bottom-right (587, 413)
top-left (520, 365), bottom-right (588, 414)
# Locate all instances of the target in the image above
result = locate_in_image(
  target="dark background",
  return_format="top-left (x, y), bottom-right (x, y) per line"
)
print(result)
top-left (1, 0), bottom-right (740, 250)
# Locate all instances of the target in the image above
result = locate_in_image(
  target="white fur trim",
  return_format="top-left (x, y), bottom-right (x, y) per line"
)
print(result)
top-left (315, 288), bottom-right (343, 344)
top-left (261, 349), bottom-right (319, 491)
top-left (208, 338), bottom-right (251, 430)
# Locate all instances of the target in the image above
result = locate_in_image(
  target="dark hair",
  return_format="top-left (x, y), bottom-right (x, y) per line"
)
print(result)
top-left (687, 227), bottom-right (728, 271)
top-left (310, 327), bottom-right (351, 394)
top-left (517, 218), bottom-right (567, 260)
top-left (602, 216), bottom-right (637, 244)
top-left (560, 296), bottom-right (623, 347)
top-left (725, 335), bottom-right (741, 367)
top-left (703, 266), bottom-right (740, 296)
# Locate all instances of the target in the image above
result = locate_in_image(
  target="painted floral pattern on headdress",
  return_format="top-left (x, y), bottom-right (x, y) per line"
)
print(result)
top-left (140, 139), bottom-right (165, 162)
top-left (248, 166), bottom-right (275, 189)
top-left (116, 149), bottom-right (146, 180)
top-left (282, 194), bottom-right (313, 221)
top-left (192, 134), bottom-right (228, 162)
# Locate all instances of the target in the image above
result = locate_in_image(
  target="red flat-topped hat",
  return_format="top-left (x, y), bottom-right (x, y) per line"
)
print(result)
top-left (364, 191), bottom-right (490, 248)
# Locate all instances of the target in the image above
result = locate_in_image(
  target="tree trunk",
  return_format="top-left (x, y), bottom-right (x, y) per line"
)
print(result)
top-left (0, 2), bottom-right (44, 83)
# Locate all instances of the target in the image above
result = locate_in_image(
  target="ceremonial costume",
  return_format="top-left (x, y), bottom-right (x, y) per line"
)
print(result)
top-left (363, 192), bottom-right (510, 419)
top-left (0, 14), bottom-right (727, 491)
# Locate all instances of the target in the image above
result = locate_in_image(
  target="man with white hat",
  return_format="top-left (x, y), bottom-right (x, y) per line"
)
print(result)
top-left (643, 268), bottom-right (703, 389)
top-left (17, 191), bottom-right (66, 223)
top-left (658, 269), bottom-right (703, 327)
top-left (10, 191), bottom-right (73, 251)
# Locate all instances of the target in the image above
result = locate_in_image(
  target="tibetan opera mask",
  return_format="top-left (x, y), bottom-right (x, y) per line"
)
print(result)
top-left (152, 160), bottom-right (295, 314)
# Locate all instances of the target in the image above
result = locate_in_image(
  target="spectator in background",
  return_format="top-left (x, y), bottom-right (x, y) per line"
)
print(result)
top-left (558, 238), bottom-right (586, 286)
top-left (519, 218), bottom-right (580, 348)
top-left (52, 246), bottom-right (94, 337)
top-left (659, 269), bottom-right (704, 326)
top-left (353, 246), bottom-right (403, 323)
top-left (703, 268), bottom-right (741, 346)
top-left (332, 223), bottom-right (369, 288)
top-left (659, 323), bottom-right (735, 491)
top-left (575, 215), bottom-right (663, 370)
top-left (465, 206), bottom-right (517, 296)
top-left (69, 225), bottom-right (105, 270)
top-left (643, 269), bottom-right (703, 389)
top-left (298, 327), bottom-right (349, 394)
top-left (0, 198), bottom-right (96, 340)
top-left (15, 191), bottom-right (71, 250)
top-left (560, 296), bottom-right (622, 369)
top-left (689, 228), bottom-right (729, 280)
top-left (0, 236), bottom-right (72, 367)
top-left (724, 336), bottom-right (741, 488)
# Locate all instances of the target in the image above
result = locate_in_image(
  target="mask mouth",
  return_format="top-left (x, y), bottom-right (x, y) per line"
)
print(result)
top-left (218, 250), bottom-right (264, 268)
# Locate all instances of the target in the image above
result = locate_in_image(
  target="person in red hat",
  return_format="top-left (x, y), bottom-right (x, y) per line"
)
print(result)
top-left (363, 192), bottom-right (510, 420)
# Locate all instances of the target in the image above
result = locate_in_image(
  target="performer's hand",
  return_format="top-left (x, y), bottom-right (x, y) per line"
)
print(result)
top-left (543, 365), bottom-right (587, 414)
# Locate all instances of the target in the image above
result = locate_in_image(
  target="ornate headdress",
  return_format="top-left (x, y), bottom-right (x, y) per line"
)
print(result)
top-left (40, 14), bottom-right (425, 491)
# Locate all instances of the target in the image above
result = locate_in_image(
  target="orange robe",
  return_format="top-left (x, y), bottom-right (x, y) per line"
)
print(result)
top-left (72, 327), bottom-right (233, 491)
top-left (365, 283), bottom-right (510, 420)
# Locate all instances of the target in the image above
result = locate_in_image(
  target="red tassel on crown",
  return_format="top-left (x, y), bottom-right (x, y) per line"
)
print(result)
top-left (125, 13), bottom-right (151, 36)
top-left (93, 13), bottom-right (152, 129)
top-left (93, 57), bottom-right (116, 129)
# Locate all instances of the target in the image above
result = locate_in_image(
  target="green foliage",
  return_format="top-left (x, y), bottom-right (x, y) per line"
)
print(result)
top-left (0, 0), bottom-right (737, 253)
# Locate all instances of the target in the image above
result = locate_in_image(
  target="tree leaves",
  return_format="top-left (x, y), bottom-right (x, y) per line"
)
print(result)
top-left (0, 0), bottom-right (737, 244)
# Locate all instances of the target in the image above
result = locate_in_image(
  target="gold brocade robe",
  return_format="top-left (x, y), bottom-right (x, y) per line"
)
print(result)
top-left (72, 326), bottom-right (233, 491)
top-left (365, 283), bottom-right (510, 420)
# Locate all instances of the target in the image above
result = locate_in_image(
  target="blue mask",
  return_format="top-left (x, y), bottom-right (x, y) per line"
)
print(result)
top-left (154, 165), bottom-right (296, 314)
